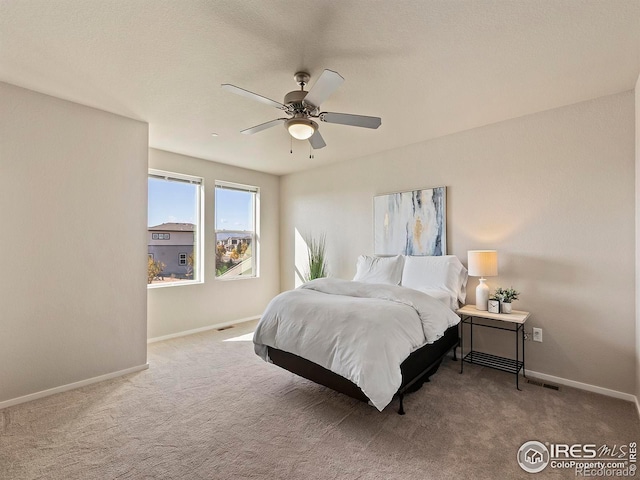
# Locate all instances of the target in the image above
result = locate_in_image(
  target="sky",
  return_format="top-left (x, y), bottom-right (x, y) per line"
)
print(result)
top-left (148, 178), bottom-right (253, 231)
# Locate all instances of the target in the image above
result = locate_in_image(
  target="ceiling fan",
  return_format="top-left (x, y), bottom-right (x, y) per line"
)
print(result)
top-left (221, 69), bottom-right (382, 150)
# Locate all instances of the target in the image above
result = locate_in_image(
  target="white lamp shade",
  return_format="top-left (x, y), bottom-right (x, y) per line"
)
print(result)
top-left (467, 250), bottom-right (498, 277)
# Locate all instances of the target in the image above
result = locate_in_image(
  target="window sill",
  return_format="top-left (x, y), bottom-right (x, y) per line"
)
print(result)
top-left (147, 280), bottom-right (203, 289)
top-left (215, 276), bottom-right (259, 282)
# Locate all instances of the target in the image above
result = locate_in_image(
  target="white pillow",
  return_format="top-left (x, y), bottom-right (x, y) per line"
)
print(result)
top-left (401, 255), bottom-right (468, 305)
top-left (353, 255), bottom-right (404, 285)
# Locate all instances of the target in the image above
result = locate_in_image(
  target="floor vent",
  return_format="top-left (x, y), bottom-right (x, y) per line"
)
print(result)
top-left (217, 325), bottom-right (234, 331)
top-left (527, 379), bottom-right (560, 391)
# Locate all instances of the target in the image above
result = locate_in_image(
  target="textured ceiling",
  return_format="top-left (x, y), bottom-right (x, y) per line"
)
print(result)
top-left (1, 1), bottom-right (639, 175)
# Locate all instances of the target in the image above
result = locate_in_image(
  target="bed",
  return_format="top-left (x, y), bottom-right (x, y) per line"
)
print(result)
top-left (253, 255), bottom-right (468, 414)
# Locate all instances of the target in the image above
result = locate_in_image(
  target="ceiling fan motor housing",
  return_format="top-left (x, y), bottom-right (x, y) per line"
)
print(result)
top-left (284, 90), bottom-right (309, 110)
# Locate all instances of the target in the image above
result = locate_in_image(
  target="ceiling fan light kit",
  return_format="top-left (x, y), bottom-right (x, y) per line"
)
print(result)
top-left (222, 69), bottom-right (382, 150)
top-left (286, 118), bottom-right (317, 140)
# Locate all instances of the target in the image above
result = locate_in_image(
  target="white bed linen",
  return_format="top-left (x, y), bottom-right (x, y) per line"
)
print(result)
top-left (418, 288), bottom-right (458, 310)
top-left (253, 278), bottom-right (460, 411)
top-left (401, 255), bottom-right (468, 305)
top-left (352, 254), bottom-right (404, 285)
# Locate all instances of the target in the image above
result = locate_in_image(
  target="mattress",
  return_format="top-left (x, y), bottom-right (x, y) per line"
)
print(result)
top-left (254, 278), bottom-right (460, 410)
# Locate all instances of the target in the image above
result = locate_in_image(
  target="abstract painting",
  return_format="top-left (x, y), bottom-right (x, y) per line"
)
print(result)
top-left (374, 186), bottom-right (446, 256)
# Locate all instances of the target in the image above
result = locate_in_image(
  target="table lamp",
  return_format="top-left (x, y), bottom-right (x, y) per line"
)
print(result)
top-left (468, 250), bottom-right (498, 311)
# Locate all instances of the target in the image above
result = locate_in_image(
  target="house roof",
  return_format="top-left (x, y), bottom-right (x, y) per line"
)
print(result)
top-left (1, 1), bottom-right (638, 175)
top-left (149, 223), bottom-right (195, 232)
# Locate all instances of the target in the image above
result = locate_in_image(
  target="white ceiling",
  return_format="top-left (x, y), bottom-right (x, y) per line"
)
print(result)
top-left (1, 1), bottom-right (639, 175)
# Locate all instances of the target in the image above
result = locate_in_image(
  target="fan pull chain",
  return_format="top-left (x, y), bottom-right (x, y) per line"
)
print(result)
top-left (309, 144), bottom-right (314, 159)
top-left (290, 136), bottom-right (293, 154)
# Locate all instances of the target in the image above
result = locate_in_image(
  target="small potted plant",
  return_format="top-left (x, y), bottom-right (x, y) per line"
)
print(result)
top-left (492, 287), bottom-right (520, 314)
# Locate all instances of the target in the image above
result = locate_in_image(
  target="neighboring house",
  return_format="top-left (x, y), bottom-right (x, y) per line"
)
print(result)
top-left (222, 235), bottom-right (252, 252)
top-left (148, 223), bottom-right (194, 278)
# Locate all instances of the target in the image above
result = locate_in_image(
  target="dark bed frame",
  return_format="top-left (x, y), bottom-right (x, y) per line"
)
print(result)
top-left (267, 324), bottom-right (460, 415)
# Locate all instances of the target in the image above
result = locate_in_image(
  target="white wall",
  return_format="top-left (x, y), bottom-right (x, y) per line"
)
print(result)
top-left (280, 91), bottom-right (636, 394)
top-left (147, 149), bottom-right (280, 339)
top-left (635, 74), bottom-right (640, 403)
top-left (0, 82), bottom-right (148, 404)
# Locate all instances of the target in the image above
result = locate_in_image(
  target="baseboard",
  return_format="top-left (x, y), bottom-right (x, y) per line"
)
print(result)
top-left (524, 369), bottom-right (636, 403)
top-left (0, 363), bottom-right (149, 411)
top-left (147, 315), bottom-right (260, 344)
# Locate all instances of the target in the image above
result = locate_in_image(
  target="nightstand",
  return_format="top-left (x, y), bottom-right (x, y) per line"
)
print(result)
top-left (456, 305), bottom-right (531, 390)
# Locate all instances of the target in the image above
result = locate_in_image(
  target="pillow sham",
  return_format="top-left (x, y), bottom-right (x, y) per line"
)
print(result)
top-left (353, 255), bottom-right (404, 285)
top-left (401, 255), bottom-right (468, 305)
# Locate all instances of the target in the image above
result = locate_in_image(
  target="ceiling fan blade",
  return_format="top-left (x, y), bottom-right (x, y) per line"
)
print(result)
top-left (221, 84), bottom-right (286, 110)
top-left (308, 130), bottom-right (327, 149)
top-left (303, 69), bottom-right (344, 108)
top-left (320, 112), bottom-right (382, 129)
top-left (241, 118), bottom-right (287, 135)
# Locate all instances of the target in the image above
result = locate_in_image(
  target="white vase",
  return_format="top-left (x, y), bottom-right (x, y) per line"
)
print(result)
top-left (475, 278), bottom-right (489, 311)
top-left (501, 302), bottom-right (512, 314)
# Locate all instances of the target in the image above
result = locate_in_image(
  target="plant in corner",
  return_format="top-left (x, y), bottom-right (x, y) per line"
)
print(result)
top-left (305, 234), bottom-right (328, 282)
top-left (491, 287), bottom-right (520, 313)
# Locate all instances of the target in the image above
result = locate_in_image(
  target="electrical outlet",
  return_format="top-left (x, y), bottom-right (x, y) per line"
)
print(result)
top-left (533, 327), bottom-right (543, 342)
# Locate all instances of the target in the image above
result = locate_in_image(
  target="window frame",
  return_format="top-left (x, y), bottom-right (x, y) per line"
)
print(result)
top-left (148, 169), bottom-right (204, 288)
top-left (214, 180), bottom-right (259, 281)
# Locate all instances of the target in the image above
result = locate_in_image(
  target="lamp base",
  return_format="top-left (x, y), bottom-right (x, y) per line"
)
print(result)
top-left (476, 278), bottom-right (489, 311)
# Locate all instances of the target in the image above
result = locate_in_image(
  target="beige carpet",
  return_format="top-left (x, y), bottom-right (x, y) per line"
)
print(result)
top-left (1, 321), bottom-right (638, 480)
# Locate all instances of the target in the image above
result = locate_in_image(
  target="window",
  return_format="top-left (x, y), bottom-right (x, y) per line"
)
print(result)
top-left (148, 170), bottom-right (203, 286)
top-left (215, 181), bottom-right (258, 279)
top-left (152, 233), bottom-right (171, 240)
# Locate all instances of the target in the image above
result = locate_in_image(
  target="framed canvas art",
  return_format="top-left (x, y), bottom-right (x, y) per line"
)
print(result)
top-left (374, 186), bottom-right (446, 256)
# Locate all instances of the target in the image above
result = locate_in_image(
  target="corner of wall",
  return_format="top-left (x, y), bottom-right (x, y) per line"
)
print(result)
top-left (635, 73), bottom-right (640, 411)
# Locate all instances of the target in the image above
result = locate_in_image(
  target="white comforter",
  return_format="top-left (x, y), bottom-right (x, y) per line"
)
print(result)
top-left (253, 278), bottom-right (460, 411)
